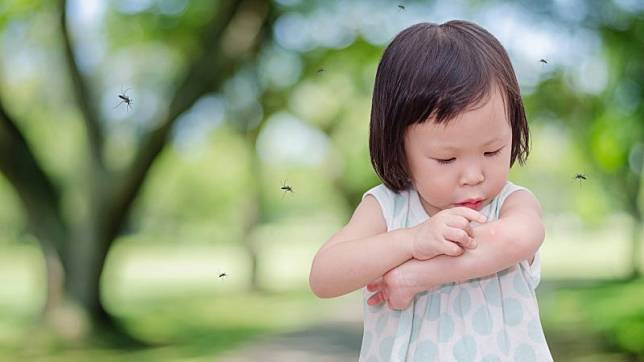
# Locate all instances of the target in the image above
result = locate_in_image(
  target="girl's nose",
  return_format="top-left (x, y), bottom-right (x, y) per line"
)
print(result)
top-left (460, 165), bottom-right (484, 186)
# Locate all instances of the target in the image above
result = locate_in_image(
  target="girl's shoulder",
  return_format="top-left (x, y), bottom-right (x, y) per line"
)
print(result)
top-left (362, 184), bottom-right (412, 231)
top-left (494, 181), bottom-right (536, 208)
top-left (500, 180), bottom-right (527, 194)
top-left (362, 183), bottom-right (400, 203)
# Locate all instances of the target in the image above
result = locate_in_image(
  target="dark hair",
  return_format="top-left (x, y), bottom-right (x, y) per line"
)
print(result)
top-left (369, 20), bottom-right (530, 192)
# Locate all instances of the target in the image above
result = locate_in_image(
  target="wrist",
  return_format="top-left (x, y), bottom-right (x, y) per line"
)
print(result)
top-left (394, 226), bottom-right (416, 259)
top-left (410, 260), bottom-right (439, 291)
top-left (400, 259), bottom-right (434, 292)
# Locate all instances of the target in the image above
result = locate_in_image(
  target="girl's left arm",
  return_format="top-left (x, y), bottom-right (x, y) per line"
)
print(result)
top-left (399, 190), bottom-right (545, 289)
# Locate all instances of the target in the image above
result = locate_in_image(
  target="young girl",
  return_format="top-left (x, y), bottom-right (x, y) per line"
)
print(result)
top-left (309, 21), bottom-right (553, 361)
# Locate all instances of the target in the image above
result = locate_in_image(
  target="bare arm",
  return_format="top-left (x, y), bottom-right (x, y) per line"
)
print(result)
top-left (400, 190), bottom-right (545, 289)
top-left (309, 195), bottom-right (414, 298)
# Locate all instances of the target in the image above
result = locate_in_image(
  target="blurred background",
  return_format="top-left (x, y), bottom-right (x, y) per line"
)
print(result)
top-left (0, 0), bottom-right (642, 361)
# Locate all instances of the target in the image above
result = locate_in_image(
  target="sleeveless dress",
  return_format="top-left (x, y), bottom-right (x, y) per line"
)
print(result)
top-left (358, 181), bottom-right (553, 362)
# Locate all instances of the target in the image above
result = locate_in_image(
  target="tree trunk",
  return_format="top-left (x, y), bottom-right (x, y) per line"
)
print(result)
top-left (242, 132), bottom-right (264, 293)
top-left (240, 190), bottom-right (262, 292)
top-left (629, 218), bottom-right (642, 279)
top-left (64, 233), bottom-right (105, 323)
top-left (1, 0), bottom-right (274, 345)
top-left (620, 168), bottom-right (642, 279)
top-left (38, 240), bottom-right (65, 323)
top-left (244, 223), bottom-right (262, 292)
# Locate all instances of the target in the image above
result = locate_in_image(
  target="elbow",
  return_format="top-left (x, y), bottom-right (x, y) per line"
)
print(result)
top-left (309, 245), bottom-right (356, 299)
top-left (309, 257), bottom-right (335, 299)
top-left (514, 221), bottom-right (545, 261)
top-left (528, 221), bottom-right (545, 255)
top-left (309, 272), bottom-right (337, 299)
top-left (308, 270), bottom-right (325, 298)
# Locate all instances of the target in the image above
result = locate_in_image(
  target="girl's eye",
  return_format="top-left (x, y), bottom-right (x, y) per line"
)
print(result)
top-left (436, 158), bottom-right (455, 165)
top-left (484, 149), bottom-right (502, 157)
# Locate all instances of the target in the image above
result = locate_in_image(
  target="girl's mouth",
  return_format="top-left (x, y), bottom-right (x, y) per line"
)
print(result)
top-left (456, 200), bottom-right (483, 210)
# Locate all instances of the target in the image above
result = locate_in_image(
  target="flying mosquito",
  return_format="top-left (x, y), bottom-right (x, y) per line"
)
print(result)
top-left (539, 58), bottom-right (548, 64)
top-left (317, 68), bottom-right (325, 74)
top-left (573, 173), bottom-right (588, 186)
top-left (217, 268), bottom-right (228, 282)
top-left (114, 88), bottom-right (133, 111)
top-left (398, 4), bottom-right (406, 11)
top-left (281, 179), bottom-right (294, 199)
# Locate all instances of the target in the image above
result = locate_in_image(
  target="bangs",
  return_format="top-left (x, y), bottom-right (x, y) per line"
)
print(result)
top-left (382, 23), bottom-right (501, 127)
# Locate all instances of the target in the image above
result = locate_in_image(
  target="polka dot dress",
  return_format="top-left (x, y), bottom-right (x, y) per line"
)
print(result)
top-left (358, 182), bottom-right (553, 362)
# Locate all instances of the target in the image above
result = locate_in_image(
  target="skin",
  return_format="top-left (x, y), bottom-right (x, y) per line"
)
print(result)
top-left (367, 85), bottom-right (541, 309)
top-left (366, 188), bottom-right (543, 310)
top-left (405, 85), bottom-right (512, 218)
top-left (309, 85), bottom-right (544, 308)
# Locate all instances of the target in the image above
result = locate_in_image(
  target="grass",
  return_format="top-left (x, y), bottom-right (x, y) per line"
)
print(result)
top-left (540, 279), bottom-right (644, 361)
top-left (0, 288), bottom-right (358, 362)
top-left (0, 242), bottom-right (359, 361)
top-left (1, 215), bottom-right (643, 361)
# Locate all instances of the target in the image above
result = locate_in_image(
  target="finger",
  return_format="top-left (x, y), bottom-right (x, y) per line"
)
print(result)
top-left (464, 223), bottom-right (475, 241)
top-left (444, 228), bottom-right (472, 247)
top-left (443, 221), bottom-right (477, 249)
top-left (367, 276), bottom-right (383, 288)
top-left (445, 215), bottom-right (468, 229)
top-left (463, 231), bottom-right (478, 249)
top-left (445, 218), bottom-right (478, 248)
top-left (449, 207), bottom-right (487, 223)
top-left (367, 276), bottom-right (384, 292)
top-left (445, 216), bottom-right (476, 237)
top-left (368, 292), bottom-right (385, 306)
top-left (440, 240), bottom-right (464, 256)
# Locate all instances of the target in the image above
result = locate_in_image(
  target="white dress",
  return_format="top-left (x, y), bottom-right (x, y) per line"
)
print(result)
top-left (358, 181), bottom-right (553, 362)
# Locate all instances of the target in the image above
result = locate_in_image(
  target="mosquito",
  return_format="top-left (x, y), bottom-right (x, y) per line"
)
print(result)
top-left (398, 4), bottom-right (406, 11)
top-left (539, 59), bottom-right (548, 64)
top-left (281, 179), bottom-right (294, 199)
top-left (217, 268), bottom-right (228, 282)
top-left (114, 88), bottom-right (133, 111)
top-left (573, 173), bottom-right (588, 187)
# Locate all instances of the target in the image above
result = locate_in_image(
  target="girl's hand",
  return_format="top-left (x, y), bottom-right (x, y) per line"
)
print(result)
top-left (366, 264), bottom-right (425, 310)
top-left (410, 206), bottom-right (487, 260)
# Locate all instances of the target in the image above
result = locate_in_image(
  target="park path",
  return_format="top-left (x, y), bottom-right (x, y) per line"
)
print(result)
top-left (216, 321), bottom-right (363, 362)
top-left (217, 293), bottom-right (364, 362)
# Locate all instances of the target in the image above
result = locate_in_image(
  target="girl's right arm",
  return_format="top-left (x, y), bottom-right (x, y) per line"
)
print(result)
top-left (366, 190), bottom-right (545, 309)
top-left (309, 195), bottom-right (415, 299)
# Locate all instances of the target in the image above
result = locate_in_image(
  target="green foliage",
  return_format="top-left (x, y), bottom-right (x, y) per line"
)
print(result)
top-left (0, 0), bottom-right (44, 30)
top-left (524, 10), bottom-right (643, 223)
top-left (0, 174), bottom-right (25, 242)
top-left (104, 1), bottom-right (217, 54)
top-left (131, 124), bottom-right (252, 244)
top-left (0, 0), bottom-right (643, 358)
top-left (543, 279), bottom-right (644, 358)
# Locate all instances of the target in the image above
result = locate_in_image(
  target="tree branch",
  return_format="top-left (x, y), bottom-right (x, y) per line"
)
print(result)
top-left (0, 98), bottom-right (68, 261)
top-left (59, 0), bottom-right (105, 170)
top-left (102, 0), bottom-right (272, 244)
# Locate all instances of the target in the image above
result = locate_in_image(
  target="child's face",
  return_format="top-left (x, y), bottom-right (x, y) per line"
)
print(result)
top-left (404, 86), bottom-right (512, 217)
